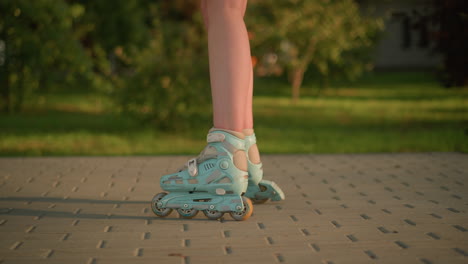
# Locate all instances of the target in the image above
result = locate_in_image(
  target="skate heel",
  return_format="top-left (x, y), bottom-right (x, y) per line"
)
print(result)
top-left (255, 180), bottom-right (285, 202)
top-left (243, 131), bottom-right (285, 203)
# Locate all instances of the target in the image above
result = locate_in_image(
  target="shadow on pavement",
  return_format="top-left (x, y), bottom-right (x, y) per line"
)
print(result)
top-left (0, 196), bottom-right (147, 204)
top-left (0, 196), bottom-right (235, 222)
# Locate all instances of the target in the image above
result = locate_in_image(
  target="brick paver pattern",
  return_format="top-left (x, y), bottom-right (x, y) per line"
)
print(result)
top-left (0, 153), bottom-right (467, 263)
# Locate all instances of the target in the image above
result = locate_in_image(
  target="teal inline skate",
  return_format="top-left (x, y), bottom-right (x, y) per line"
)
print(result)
top-left (151, 128), bottom-right (253, 221)
top-left (243, 129), bottom-right (285, 203)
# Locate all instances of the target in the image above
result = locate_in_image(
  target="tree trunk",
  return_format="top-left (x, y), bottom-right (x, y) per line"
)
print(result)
top-left (0, 35), bottom-right (10, 113)
top-left (290, 38), bottom-right (315, 104)
top-left (13, 69), bottom-right (24, 113)
top-left (0, 67), bottom-right (9, 113)
top-left (291, 67), bottom-right (305, 104)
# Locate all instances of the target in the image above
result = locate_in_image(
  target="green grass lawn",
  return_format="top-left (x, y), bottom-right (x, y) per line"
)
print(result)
top-left (1, 71), bottom-right (467, 156)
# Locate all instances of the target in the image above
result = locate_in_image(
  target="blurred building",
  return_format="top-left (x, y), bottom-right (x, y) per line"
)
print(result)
top-left (359, 0), bottom-right (442, 70)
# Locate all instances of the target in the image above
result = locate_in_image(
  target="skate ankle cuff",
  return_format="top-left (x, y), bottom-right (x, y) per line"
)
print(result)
top-left (207, 133), bottom-right (225, 143)
top-left (209, 127), bottom-right (245, 139)
top-left (244, 133), bottom-right (257, 147)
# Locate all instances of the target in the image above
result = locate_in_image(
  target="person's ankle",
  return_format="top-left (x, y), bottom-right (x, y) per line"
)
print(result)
top-left (243, 128), bottom-right (254, 136)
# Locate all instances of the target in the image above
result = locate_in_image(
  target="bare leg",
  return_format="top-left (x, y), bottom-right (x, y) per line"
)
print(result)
top-left (200, 0), bottom-right (253, 133)
top-left (200, 1), bottom-right (285, 204)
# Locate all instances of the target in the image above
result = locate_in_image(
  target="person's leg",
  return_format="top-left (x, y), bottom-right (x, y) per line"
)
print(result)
top-left (242, 0), bottom-right (253, 131)
top-left (200, 0), bottom-right (252, 133)
top-left (201, 0), bottom-right (261, 165)
top-left (200, 2), bottom-right (282, 202)
top-left (152, 2), bottom-right (262, 221)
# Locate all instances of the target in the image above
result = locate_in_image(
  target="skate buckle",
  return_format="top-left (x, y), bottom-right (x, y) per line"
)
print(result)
top-left (187, 158), bottom-right (198, 176)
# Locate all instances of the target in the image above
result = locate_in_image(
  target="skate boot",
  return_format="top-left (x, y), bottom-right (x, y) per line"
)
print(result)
top-left (243, 129), bottom-right (285, 203)
top-left (151, 128), bottom-right (253, 221)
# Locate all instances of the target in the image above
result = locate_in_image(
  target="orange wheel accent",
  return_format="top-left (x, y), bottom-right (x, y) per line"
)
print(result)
top-left (230, 196), bottom-right (253, 221)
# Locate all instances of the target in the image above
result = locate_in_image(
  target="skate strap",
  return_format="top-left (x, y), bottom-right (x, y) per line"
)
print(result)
top-left (245, 134), bottom-right (257, 148)
top-left (207, 133), bottom-right (225, 143)
top-left (187, 158), bottom-right (198, 177)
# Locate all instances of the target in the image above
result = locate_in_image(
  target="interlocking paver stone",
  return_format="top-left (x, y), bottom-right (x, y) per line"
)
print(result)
top-left (1, 153), bottom-right (467, 263)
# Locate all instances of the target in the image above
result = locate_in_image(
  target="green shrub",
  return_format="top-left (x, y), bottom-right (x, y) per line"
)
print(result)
top-left (116, 10), bottom-right (210, 131)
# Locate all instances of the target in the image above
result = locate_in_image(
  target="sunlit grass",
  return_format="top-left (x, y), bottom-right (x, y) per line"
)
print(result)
top-left (0, 132), bottom-right (206, 156)
top-left (253, 96), bottom-right (467, 153)
top-left (1, 71), bottom-right (467, 156)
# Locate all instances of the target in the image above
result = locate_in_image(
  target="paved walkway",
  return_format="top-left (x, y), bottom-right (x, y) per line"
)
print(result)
top-left (0, 153), bottom-right (467, 264)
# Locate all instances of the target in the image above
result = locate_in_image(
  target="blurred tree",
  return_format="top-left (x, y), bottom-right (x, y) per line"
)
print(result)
top-left (1, 0), bottom-right (209, 130)
top-left (115, 1), bottom-right (210, 131)
top-left (71, 0), bottom-right (151, 92)
top-left (431, 0), bottom-right (468, 87)
top-left (247, 0), bottom-right (384, 103)
top-left (0, 0), bottom-right (90, 113)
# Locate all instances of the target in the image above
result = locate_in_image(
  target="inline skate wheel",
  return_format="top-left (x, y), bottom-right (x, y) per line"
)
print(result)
top-left (151, 192), bottom-right (173, 217)
top-left (252, 184), bottom-right (269, 204)
top-left (177, 208), bottom-right (199, 219)
top-left (230, 196), bottom-right (253, 221)
top-left (203, 209), bottom-right (224, 220)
